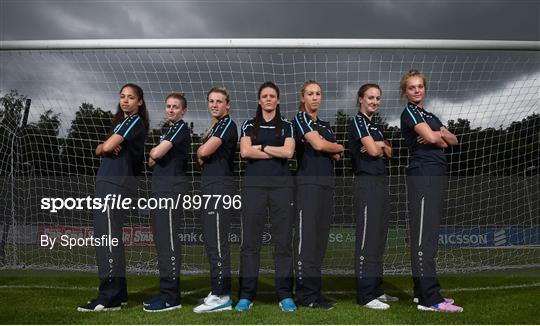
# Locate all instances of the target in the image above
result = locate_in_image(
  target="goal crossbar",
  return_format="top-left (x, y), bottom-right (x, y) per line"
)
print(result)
top-left (1, 38), bottom-right (539, 50)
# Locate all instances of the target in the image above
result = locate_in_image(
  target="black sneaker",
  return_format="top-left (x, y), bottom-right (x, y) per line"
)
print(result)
top-left (85, 298), bottom-right (126, 306)
top-left (77, 298), bottom-right (121, 312)
top-left (321, 295), bottom-right (337, 307)
top-left (119, 293), bottom-right (128, 305)
top-left (300, 298), bottom-right (335, 310)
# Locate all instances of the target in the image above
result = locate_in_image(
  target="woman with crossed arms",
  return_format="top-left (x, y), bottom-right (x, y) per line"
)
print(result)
top-left (236, 81), bottom-right (296, 312)
top-left (348, 83), bottom-right (397, 310)
top-left (292, 80), bottom-right (344, 310)
top-left (400, 69), bottom-right (462, 313)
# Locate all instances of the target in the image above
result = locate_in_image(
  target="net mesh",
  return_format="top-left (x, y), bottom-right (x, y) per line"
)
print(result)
top-left (0, 46), bottom-right (538, 274)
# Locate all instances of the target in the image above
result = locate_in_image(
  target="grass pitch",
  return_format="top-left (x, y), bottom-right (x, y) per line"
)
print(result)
top-left (0, 269), bottom-right (538, 324)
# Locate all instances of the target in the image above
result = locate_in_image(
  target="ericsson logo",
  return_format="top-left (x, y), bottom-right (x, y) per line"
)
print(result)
top-left (439, 233), bottom-right (488, 245)
top-left (494, 229), bottom-right (507, 246)
top-left (439, 229), bottom-right (509, 247)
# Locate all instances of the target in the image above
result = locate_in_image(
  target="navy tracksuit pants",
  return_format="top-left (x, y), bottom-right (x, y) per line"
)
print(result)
top-left (151, 190), bottom-right (184, 303)
top-left (238, 186), bottom-right (294, 301)
top-left (407, 163), bottom-right (447, 306)
top-left (93, 181), bottom-right (129, 305)
top-left (294, 184), bottom-right (333, 305)
top-left (201, 179), bottom-right (234, 296)
top-left (353, 176), bottom-right (390, 305)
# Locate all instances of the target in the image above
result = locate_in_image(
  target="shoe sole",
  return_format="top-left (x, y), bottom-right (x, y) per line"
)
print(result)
top-left (303, 305), bottom-right (334, 310)
top-left (279, 306), bottom-right (297, 312)
top-left (86, 300), bottom-right (127, 306)
top-left (365, 306), bottom-right (389, 310)
top-left (193, 305), bottom-right (232, 313)
top-left (417, 304), bottom-right (437, 311)
top-left (364, 304), bottom-right (389, 310)
top-left (417, 305), bottom-right (462, 313)
top-left (77, 306), bottom-right (121, 312)
top-left (143, 304), bottom-right (182, 312)
top-left (279, 302), bottom-right (297, 312)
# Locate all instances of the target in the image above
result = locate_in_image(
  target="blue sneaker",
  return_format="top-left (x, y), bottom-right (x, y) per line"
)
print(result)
top-left (235, 298), bottom-right (253, 312)
top-left (143, 298), bottom-right (181, 312)
top-left (143, 295), bottom-right (161, 307)
top-left (279, 298), bottom-right (297, 312)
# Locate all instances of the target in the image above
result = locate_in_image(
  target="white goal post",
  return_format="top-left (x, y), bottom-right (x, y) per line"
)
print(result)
top-left (2, 38), bottom-right (539, 50)
top-left (0, 38), bottom-right (538, 275)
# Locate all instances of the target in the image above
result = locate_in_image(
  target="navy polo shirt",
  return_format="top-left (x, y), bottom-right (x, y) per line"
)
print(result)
top-left (348, 112), bottom-right (388, 176)
top-left (293, 111), bottom-right (336, 186)
top-left (97, 114), bottom-right (146, 186)
top-left (201, 114), bottom-right (238, 178)
top-left (400, 103), bottom-right (447, 167)
top-left (241, 117), bottom-right (294, 187)
top-left (152, 120), bottom-right (192, 192)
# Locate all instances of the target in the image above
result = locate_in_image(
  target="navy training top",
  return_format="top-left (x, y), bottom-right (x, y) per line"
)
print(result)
top-left (293, 111), bottom-right (336, 187)
top-left (151, 120), bottom-right (192, 192)
top-left (241, 117), bottom-right (294, 187)
top-left (348, 112), bottom-right (388, 176)
top-left (200, 114), bottom-right (238, 179)
top-left (97, 113), bottom-right (146, 186)
top-left (400, 102), bottom-right (447, 167)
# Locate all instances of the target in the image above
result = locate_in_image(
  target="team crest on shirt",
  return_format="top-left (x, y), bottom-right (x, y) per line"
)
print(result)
top-left (318, 123), bottom-right (334, 135)
top-left (422, 111), bottom-right (434, 119)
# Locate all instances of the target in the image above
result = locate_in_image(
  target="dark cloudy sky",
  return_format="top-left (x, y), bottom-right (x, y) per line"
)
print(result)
top-left (2, 0), bottom-right (539, 41)
top-left (1, 0), bottom-right (539, 134)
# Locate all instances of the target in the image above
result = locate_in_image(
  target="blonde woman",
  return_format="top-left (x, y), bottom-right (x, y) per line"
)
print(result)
top-left (193, 87), bottom-right (238, 313)
top-left (400, 70), bottom-right (462, 313)
top-left (292, 80), bottom-right (343, 310)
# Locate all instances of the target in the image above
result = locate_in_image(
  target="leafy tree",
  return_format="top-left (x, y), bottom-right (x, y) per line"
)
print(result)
top-left (331, 110), bottom-right (351, 176)
top-left (22, 109), bottom-right (61, 175)
top-left (60, 103), bottom-right (112, 175)
top-left (0, 90), bottom-right (26, 176)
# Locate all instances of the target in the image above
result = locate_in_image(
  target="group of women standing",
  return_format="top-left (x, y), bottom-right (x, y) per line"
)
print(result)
top-left (78, 69), bottom-right (463, 314)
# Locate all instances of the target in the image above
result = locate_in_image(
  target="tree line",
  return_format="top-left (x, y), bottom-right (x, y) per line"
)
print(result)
top-left (1, 90), bottom-right (538, 177)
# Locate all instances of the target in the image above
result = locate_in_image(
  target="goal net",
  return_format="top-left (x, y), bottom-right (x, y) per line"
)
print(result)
top-left (0, 39), bottom-right (538, 275)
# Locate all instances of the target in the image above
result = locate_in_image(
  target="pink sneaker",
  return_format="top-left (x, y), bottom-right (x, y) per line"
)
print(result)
top-left (414, 297), bottom-right (454, 305)
top-left (418, 301), bottom-right (463, 313)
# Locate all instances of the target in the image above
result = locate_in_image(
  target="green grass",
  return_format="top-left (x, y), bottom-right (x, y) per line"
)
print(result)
top-left (8, 244), bottom-right (540, 274)
top-left (1, 269), bottom-right (539, 324)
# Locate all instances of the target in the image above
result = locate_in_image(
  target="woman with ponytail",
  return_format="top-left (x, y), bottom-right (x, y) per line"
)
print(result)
top-left (235, 81), bottom-right (296, 312)
top-left (193, 87), bottom-right (238, 313)
top-left (78, 83), bottom-right (149, 312)
top-left (292, 80), bottom-right (344, 310)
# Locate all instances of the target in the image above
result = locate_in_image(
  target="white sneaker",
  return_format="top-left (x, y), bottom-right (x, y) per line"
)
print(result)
top-left (377, 293), bottom-right (399, 302)
top-left (193, 292), bottom-right (232, 313)
top-left (363, 299), bottom-right (390, 310)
